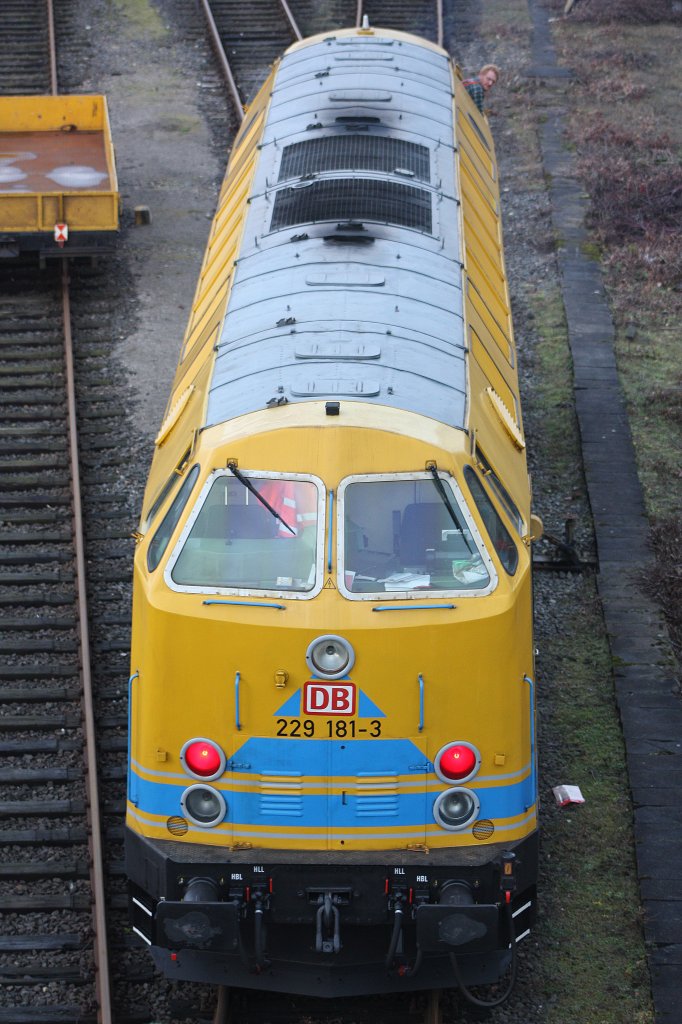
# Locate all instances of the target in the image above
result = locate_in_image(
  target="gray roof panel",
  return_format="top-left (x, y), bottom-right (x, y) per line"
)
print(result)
top-left (205, 34), bottom-right (467, 432)
top-left (274, 37), bottom-right (453, 91)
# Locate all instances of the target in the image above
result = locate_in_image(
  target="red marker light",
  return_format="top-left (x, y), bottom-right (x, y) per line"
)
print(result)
top-left (438, 744), bottom-right (477, 781)
top-left (183, 740), bottom-right (222, 778)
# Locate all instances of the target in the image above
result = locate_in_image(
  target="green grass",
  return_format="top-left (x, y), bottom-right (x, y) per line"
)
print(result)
top-left (113, 0), bottom-right (167, 39)
top-left (613, 319), bottom-right (682, 522)
top-left (157, 114), bottom-right (202, 135)
top-left (527, 286), bottom-right (585, 494)
top-left (523, 289), bottom-right (652, 1020)
top-left (537, 602), bottom-right (653, 1024)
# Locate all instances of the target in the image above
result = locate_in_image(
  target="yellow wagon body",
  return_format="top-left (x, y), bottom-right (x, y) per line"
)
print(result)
top-left (0, 95), bottom-right (119, 253)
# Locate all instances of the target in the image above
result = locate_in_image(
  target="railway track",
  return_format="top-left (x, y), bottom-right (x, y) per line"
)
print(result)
top-left (199, 0), bottom-right (444, 112)
top-left (359, 0), bottom-right (443, 44)
top-left (0, 0), bottom-right (55, 96)
top-left (0, 3), bottom-right (145, 1022)
top-left (0, 266), bottom-right (153, 1024)
top-left (0, 262), bottom-right (124, 1024)
top-left (201, 0), bottom-right (301, 109)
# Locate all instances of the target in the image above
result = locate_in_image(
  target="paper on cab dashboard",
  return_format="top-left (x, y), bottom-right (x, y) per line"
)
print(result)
top-left (380, 572), bottom-right (431, 590)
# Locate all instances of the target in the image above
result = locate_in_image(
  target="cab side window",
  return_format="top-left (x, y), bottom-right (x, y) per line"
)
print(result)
top-left (147, 465), bottom-right (200, 572)
top-left (464, 466), bottom-right (518, 575)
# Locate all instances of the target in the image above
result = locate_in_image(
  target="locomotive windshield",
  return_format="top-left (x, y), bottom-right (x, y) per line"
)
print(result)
top-left (167, 471), bottom-right (322, 596)
top-left (339, 473), bottom-right (495, 597)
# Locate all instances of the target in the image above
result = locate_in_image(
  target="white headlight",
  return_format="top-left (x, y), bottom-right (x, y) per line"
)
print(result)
top-left (433, 788), bottom-right (480, 832)
top-left (180, 785), bottom-right (227, 828)
top-left (306, 634), bottom-right (355, 679)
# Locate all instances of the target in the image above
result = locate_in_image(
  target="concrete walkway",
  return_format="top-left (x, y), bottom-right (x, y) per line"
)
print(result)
top-left (528, 3), bottom-right (682, 1021)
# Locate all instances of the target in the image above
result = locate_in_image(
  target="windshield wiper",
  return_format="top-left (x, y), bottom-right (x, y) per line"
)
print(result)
top-left (428, 464), bottom-right (464, 533)
top-left (227, 462), bottom-right (296, 536)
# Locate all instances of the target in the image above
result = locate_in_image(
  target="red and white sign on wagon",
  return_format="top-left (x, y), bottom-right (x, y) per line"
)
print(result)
top-left (54, 223), bottom-right (69, 244)
top-left (304, 682), bottom-right (356, 716)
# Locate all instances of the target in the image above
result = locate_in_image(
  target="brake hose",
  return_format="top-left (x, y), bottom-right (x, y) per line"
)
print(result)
top-left (253, 894), bottom-right (267, 971)
top-left (385, 898), bottom-right (423, 978)
top-left (384, 901), bottom-right (404, 969)
top-left (449, 898), bottom-right (518, 1008)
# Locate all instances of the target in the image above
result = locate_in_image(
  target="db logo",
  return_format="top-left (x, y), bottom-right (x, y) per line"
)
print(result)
top-left (304, 682), bottom-right (356, 716)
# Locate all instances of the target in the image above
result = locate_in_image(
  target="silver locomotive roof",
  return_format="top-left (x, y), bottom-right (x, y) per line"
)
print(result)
top-left (206, 33), bottom-right (467, 430)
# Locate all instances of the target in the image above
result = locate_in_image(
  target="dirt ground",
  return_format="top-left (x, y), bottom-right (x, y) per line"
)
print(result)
top-left (78, 0), bottom-right (230, 442)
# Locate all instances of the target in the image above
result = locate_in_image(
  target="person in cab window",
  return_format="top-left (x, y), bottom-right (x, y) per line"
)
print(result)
top-left (256, 479), bottom-right (317, 538)
top-left (462, 64), bottom-right (500, 114)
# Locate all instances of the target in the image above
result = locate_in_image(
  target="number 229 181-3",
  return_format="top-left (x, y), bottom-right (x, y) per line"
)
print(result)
top-left (275, 719), bottom-right (382, 738)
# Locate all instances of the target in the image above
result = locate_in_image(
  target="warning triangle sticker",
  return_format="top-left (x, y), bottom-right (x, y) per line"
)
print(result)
top-left (324, 577), bottom-right (336, 589)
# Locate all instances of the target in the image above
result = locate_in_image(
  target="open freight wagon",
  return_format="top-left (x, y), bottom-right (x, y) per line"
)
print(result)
top-left (0, 94), bottom-right (119, 258)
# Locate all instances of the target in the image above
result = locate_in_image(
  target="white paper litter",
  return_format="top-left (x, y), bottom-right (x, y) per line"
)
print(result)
top-left (451, 558), bottom-right (488, 584)
top-left (553, 784), bottom-right (585, 807)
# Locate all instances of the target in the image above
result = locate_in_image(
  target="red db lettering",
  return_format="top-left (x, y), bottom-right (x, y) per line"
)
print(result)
top-left (331, 689), bottom-right (351, 712)
top-left (309, 686), bottom-right (328, 712)
top-left (304, 682), bottom-right (356, 716)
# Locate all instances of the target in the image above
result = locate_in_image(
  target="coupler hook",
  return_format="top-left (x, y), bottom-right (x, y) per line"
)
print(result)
top-left (315, 892), bottom-right (341, 953)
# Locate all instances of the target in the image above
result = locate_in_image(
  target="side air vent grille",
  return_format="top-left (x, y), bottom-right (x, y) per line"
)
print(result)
top-left (279, 136), bottom-right (430, 182)
top-left (271, 179), bottom-right (432, 233)
top-left (259, 772), bottom-right (303, 817)
top-left (355, 773), bottom-right (399, 817)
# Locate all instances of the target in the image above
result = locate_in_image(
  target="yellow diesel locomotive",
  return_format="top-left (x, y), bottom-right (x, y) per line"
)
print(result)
top-left (126, 25), bottom-right (540, 1001)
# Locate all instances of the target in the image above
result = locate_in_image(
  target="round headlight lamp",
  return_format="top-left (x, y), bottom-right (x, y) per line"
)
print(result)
top-left (306, 634), bottom-right (355, 679)
top-left (180, 784), bottom-right (227, 828)
top-left (433, 787), bottom-right (480, 832)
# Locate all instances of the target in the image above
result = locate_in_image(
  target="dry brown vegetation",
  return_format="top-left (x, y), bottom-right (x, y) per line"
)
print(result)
top-left (573, 0), bottom-right (680, 23)
top-left (551, 0), bottom-right (682, 22)
top-left (650, 521), bottom-right (682, 662)
top-left (579, 122), bottom-right (680, 236)
top-left (572, 116), bottom-right (682, 291)
top-left (554, 8), bottom-right (682, 668)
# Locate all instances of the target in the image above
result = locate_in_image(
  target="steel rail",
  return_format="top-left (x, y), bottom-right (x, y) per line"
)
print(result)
top-left (279, 0), bottom-right (303, 41)
top-left (47, 0), bottom-right (58, 95)
top-left (47, 7), bottom-right (114, 1021)
top-left (198, 0), bottom-right (303, 120)
top-left (196, 0), bottom-right (245, 121)
top-left (61, 264), bottom-right (114, 1024)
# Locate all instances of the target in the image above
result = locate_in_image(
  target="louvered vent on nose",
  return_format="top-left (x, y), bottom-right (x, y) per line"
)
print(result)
top-left (259, 773), bottom-right (303, 817)
top-left (279, 136), bottom-right (430, 182)
top-left (355, 773), bottom-right (399, 817)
